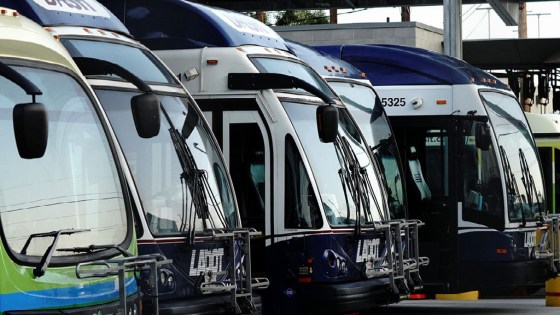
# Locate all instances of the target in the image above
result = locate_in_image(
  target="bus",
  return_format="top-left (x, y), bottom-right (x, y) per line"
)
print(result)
top-left (284, 39), bottom-right (429, 291)
top-left (0, 8), bottom-right (144, 314)
top-left (527, 113), bottom-right (560, 215)
top-left (317, 44), bottom-right (560, 294)
top-left (1, 0), bottom-right (267, 313)
top-left (101, 0), bottom-right (413, 313)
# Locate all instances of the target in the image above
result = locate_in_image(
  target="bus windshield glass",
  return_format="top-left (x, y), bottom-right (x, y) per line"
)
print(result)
top-left (0, 65), bottom-right (128, 257)
top-left (283, 101), bottom-right (386, 226)
top-left (481, 91), bottom-right (546, 222)
top-left (329, 81), bottom-right (406, 219)
top-left (61, 39), bottom-right (176, 85)
top-left (250, 57), bottom-right (335, 98)
top-left (97, 89), bottom-right (237, 234)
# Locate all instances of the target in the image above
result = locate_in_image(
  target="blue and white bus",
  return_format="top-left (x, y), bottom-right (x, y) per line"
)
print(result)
top-left (317, 44), bottom-right (560, 294)
top-left (285, 39), bottom-right (429, 292)
top-left (100, 0), bottom-right (412, 313)
top-left (0, 0), bottom-right (267, 313)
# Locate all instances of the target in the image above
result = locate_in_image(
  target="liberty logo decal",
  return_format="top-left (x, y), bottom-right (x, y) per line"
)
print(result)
top-left (524, 231), bottom-right (537, 248)
top-left (33, 0), bottom-right (111, 18)
top-left (284, 288), bottom-right (296, 297)
top-left (356, 239), bottom-right (380, 262)
top-left (189, 248), bottom-right (225, 276)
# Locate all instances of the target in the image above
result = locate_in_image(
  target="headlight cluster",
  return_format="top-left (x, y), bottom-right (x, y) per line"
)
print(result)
top-left (159, 269), bottom-right (176, 290)
top-left (323, 249), bottom-right (348, 277)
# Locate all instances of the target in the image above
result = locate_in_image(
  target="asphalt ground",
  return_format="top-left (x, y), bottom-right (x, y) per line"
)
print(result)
top-left (363, 299), bottom-right (558, 314)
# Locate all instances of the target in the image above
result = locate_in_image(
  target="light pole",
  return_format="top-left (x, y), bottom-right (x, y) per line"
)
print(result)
top-left (476, 7), bottom-right (492, 39)
top-left (527, 13), bottom-right (551, 38)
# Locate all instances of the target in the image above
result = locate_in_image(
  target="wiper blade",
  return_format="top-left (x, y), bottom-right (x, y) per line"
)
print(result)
top-left (25, 229), bottom-right (90, 278)
top-left (519, 148), bottom-right (543, 217)
top-left (499, 146), bottom-right (525, 227)
top-left (159, 104), bottom-right (229, 244)
top-left (57, 244), bottom-right (133, 257)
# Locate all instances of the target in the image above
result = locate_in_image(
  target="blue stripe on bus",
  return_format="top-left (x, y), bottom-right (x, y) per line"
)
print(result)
top-left (0, 277), bottom-right (137, 312)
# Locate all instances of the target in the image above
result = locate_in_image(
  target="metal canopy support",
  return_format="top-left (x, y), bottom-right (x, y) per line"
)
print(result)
top-left (443, 0), bottom-right (462, 59)
top-left (487, 0), bottom-right (519, 26)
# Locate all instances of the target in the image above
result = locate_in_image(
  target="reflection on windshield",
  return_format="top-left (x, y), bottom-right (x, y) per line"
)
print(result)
top-left (0, 66), bottom-right (127, 257)
top-left (98, 90), bottom-right (237, 234)
top-left (61, 39), bottom-right (176, 84)
top-left (283, 102), bottom-right (386, 226)
top-left (329, 82), bottom-right (406, 219)
top-left (482, 92), bottom-right (545, 222)
top-left (250, 57), bottom-right (335, 98)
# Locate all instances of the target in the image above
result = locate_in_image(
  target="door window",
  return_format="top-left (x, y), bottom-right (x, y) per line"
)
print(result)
top-left (284, 135), bottom-right (322, 229)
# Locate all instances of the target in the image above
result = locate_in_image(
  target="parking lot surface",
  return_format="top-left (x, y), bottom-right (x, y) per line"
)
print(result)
top-left (364, 299), bottom-right (558, 314)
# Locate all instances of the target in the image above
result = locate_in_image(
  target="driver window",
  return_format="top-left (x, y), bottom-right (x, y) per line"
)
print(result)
top-left (284, 135), bottom-right (322, 229)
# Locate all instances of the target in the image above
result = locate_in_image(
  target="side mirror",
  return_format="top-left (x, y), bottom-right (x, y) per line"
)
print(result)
top-left (131, 93), bottom-right (160, 139)
top-left (13, 102), bottom-right (48, 159)
top-left (475, 123), bottom-right (492, 151)
top-left (316, 105), bottom-right (338, 143)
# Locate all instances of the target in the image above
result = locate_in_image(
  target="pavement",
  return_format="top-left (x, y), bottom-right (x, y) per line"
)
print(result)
top-left (363, 299), bottom-right (559, 314)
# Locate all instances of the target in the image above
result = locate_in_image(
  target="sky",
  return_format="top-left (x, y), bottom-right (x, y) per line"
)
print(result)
top-left (335, 1), bottom-right (560, 40)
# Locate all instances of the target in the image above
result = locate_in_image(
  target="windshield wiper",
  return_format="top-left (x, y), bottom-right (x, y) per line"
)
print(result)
top-left (519, 148), bottom-right (543, 218)
top-left (160, 105), bottom-right (228, 245)
top-left (57, 244), bottom-right (133, 257)
top-left (499, 146), bottom-right (526, 227)
top-left (334, 135), bottom-right (386, 238)
top-left (21, 229), bottom-right (90, 278)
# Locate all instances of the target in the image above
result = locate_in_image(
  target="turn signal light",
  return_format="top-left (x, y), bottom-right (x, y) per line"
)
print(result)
top-left (207, 60), bottom-right (219, 65)
top-left (497, 249), bottom-right (507, 254)
top-left (437, 100), bottom-right (447, 105)
top-left (361, 73), bottom-right (366, 78)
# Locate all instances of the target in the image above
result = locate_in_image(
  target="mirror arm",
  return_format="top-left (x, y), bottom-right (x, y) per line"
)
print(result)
top-left (73, 57), bottom-right (153, 94)
top-left (228, 73), bottom-right (335, 104)
top-left (0, 60), bottom-right (42, 99)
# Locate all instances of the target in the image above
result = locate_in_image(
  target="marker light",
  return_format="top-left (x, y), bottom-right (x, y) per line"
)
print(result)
top-left (264, 48), bottom-right (272, 52)
top-left (83, 28), bottom-right (92, 34)
top-left (98, 30), bottom-right (105, 35)
top-left (361, 73), bottom-right (366, 78)
top-left (12, 11), bottom-right (18, 17)
top-left (207, 60), bottom-right (219, 65)
top-left (436, 100), bottom-right (447, 105)
top-left (325, 66), bottom-right (332, 72)
top-left (497, 249), bottom-right (507, 254)
top-left (471, 78), bottom-right (475, 83)
top-left (53, 35), bottom-right (60, 40)
top-left (307, 258), bottom-right (313, 264)
top-left (333, 66), bottom-right (339, 72)
top-left (342, 68), bottom-right (347, 73)
top-left (1, 9), bottom-right (7, 14)
top-left (45, 28), bottom-right (52, 32)
top-left (493, 80), bottom-right (497, 84)
top-left (299, 278), bottom-right (311, 283)
top-left (507, 85), bottom-right (511, 89)
top-left (482, 78), bottom-right (487, 83)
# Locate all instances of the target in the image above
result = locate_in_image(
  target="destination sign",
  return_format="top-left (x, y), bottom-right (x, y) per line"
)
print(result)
top-left (214, 9), bottom-right (279, 39)
top-left (32, 0), bottom-right (111, 18)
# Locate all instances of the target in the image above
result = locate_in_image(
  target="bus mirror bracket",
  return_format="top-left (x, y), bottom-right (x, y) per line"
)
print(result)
top-left (475, 123), bottom-right (491, 151)
top-left (73, 57), bottom-right (161, 138)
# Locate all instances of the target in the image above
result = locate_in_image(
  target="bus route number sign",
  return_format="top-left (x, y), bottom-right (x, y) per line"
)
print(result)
top-left (381, 97), bottom-right (406, 107)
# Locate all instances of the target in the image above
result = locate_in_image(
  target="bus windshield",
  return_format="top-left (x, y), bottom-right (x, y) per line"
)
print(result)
top-left (250, 57), bottom-right (335, 98)
top-left (283, 101), bottom-right (386, 226)
top-left (0, 65), bottom-right (128, 258)
top-left (61, 39), bottom-right (176, 85)
top-left (481, 91), bottom-right (546, 222)
top-left (329, 81), bottom-right (407, 219)
top-left (97, 89), bottom-right (237, 234)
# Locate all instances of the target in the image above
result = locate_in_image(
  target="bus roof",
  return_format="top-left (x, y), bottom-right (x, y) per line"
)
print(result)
top-left (284, 39), bottom-right (365, 80)
top-left (315, 44), bottom-right (509, 91)
top-left (0, 8), bottom-right (79, 74)
top-left (0, 0), bottom-right (129, 35)
top-left (526, 113), bottom-right (560, 135)
top-left (98, 0), bottom-right (288, 51)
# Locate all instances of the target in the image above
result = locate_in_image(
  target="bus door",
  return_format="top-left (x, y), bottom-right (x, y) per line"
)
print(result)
top-left (221, 110), bottom-right (272, 275)
top-left (391, 118), bottom-right (455, 289)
